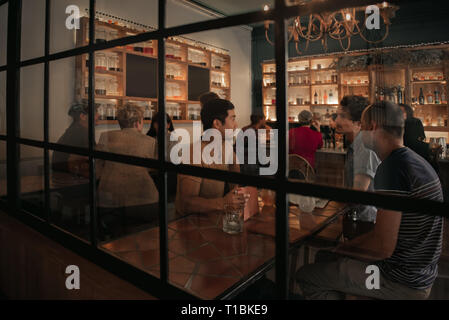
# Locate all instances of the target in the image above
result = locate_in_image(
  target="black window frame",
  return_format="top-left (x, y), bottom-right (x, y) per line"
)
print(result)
top-left (1, 0), bottom-right (448, 300)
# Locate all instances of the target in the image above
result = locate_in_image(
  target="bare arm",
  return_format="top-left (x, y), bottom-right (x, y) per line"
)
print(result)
top-left (336, 209), bottom-right (402, 261)
top-left (178, 176), bottom-right (245, 214)
top-left (353, 174), bottom-right (372, 191)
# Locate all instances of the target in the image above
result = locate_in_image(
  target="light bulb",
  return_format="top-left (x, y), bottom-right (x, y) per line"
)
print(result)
top-left (263, 4), bottom-right (270, 11)
top-left (345, 13), bottom-right (351, 21)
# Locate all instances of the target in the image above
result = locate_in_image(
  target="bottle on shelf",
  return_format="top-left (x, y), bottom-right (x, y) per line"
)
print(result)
top-left (434, 89), bottom-right (440, 104)
top-left (328, 89), bottom-right (334, 104)
top-left (375, 86), bottom-right (379, 101)
top-left (426, 90), bottom-right (434, 104)
top-left (437, 114), bottom-right (443, 127)
top-left (106, 104), bottom-right (116, 120)
top-left (144, 103), bottom-right (152, 120)
top-left (441, 90), bottom-right (447, 104)
top-left (98, 104), bottom-right (106, 120)
top-left (397, 85), bottom-right (403, 104)
top-left (314, 91), bottom-right (318, 104)
top-left (379, 88), bottom-right (385, 101)
top-left (323, 90), bottom-right (328, 105)
top-left (419, 88), bottom-right (425, 105)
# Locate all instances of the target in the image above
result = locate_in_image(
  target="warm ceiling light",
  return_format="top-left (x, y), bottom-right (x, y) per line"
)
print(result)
top-left (263, 4), bottom-right (270, 11)
top-left (345, 13), bottom-right (351, 21)
top-left (382, 2), bottom-right (389, 8)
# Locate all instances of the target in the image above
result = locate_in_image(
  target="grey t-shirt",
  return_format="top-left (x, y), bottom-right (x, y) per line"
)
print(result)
top-left (344, 133), bottom-right (381, 222)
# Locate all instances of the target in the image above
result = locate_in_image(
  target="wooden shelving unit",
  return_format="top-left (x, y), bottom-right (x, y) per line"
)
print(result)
top-left (262, 47), bottom-right (449, 133)
top-left (76, 17), bottom-right (231, 125)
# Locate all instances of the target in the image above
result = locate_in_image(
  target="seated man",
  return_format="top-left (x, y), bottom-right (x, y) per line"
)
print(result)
top-left (52, 101), bottom-right (99, 178)
top-left (296, 101), bottom-right (444, 300)
top-left (96, 103), bottom-right (159, 237)
top-left (175, 99), bottom-right (246, 215)
top-left (336, 95), bottom-right (381, 223)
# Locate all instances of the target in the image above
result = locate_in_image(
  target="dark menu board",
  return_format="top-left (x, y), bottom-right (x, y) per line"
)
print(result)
top-left (188, 65), bottom-right (210, 101)
top-left (126, 54), bottom-right (157, 98)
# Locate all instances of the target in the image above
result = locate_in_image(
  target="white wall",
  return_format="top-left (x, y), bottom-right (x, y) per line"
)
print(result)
top-left (18, 0), bottom-right (252, 154)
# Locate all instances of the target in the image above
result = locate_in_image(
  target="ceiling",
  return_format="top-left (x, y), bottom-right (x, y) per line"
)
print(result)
top-left (188, 0), bottom-right (272, 16)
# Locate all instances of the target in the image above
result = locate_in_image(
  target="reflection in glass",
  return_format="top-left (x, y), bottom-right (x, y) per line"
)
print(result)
top-left (50, 151), bottom-right (90, 241)
top-left (19, 145), bottom-right (44, 218)
top-left (20, 64), bottom-right (44, 141)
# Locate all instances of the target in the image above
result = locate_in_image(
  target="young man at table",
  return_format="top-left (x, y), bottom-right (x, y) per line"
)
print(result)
top-left (296, 101), bottom-right (444, 300)
top-left (336, 95), bottom-right (381, 223)
top-left (175, 98), bottom-right (247, 216)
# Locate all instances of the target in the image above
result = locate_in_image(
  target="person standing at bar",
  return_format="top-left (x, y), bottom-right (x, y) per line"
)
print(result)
top-left (289, 110), bottom-right (323, 169)
top-left (336, 95), bottom-right (380, 222)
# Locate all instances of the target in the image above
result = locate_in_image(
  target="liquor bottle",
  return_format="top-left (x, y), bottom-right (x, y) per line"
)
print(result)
top-left (419, 88), bottom-right (425, 105)
top-left (434, 89), bottom-right (440, 104)
top-left (374, 86), bottom-right (379, 101)
top-left (426, 91), bottom-right (434, 104)
top-left (323, 90), bottom-right (328, 105)
top-left (441, 90), bottom-right (447, 104)
top-left (397, 85), bottom-right (403, 104)
top-left (379, 87), bottom-right (385, 101)
top-left (314, 91), bottom-right (318, 104)
top-left (329, 89), bottom-right (334, 104)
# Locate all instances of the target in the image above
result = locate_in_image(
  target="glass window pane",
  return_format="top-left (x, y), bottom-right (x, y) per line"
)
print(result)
top-left (97, 162), bottom-right (160, 279)
top-left (170, 172), bottom-right (276, 298)
top-left (50, 150), bottom-right (90, 241)
top-left (50, 0), bottom-right (89, 54)
top-left (19, 145), bottom-right (44, 219)
top-left (0, 71), bottom-right (5, 135)
top-left (0, 3), bottom-right (7, 67)
top-left (20, 63), bottom-right (44, 141)
top-left (49, 54), bottom-right (89, 148)
top-left (21, 0), bottom-right (45, 61)
top-left (0, 141), bottom-right (6, 203)
top-left (95, 0), bottom-right (158, 42)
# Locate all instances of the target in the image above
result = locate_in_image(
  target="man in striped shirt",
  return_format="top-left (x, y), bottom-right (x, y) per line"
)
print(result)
top-left (296, 101), bottom-right (443, 299)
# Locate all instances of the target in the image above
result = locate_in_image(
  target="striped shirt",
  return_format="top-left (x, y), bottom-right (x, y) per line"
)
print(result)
top-left (374, 147), bottom-right (443, 290)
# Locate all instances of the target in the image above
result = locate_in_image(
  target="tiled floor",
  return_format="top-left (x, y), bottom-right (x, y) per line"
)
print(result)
top-left (100, 204), bottom-right (346, 299)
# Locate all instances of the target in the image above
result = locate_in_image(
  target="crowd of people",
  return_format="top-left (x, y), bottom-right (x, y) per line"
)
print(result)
top-left (51, 93), bottom-right (444, 300)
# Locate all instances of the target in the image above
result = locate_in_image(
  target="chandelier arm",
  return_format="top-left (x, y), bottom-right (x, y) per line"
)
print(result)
top-left (338, 35), bottom-right (351, 52)
top-left (265, 27), bottom-right (274, 46)
top-left (295, 41), bottom-right (302, 55)
top-left (358, 23), bottom-right (390, 44)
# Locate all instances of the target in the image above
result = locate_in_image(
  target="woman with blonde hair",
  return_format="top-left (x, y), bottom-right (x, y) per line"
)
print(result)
top-left (96, 103), bottom-right (159, 238)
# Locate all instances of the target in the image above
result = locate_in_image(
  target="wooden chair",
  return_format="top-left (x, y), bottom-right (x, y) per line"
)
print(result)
top-left (288, 154), bottom-right (316, 183)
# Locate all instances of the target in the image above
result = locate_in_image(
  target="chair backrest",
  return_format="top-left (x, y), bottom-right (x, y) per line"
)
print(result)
top-left (288, 154), bottom-right (316, 183)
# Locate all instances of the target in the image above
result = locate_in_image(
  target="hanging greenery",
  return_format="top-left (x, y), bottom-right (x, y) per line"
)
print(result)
top-left (335, 48), bottom-right (446, 71)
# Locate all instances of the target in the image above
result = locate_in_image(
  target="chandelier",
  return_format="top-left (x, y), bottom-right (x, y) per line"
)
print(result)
top-left (265, 1), bottom-right (399, 54)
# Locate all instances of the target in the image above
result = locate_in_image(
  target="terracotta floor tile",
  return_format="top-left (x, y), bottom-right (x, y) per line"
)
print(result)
top-left (188, 213), bottom-right (221, 228)
top-left (197, 260), bottom-right (242, 278)
top-left (199, 228), bottom-right (229, 243)
top-left (169, 219), bottom-right (198, 231)
top-left (116, 251), bottom-right (144, 269)
top-left (189, 274), bottom-right (239, 299)
top-left (101, 237), bottom-right (138, 253)
top-left (228, 255), bottom-right (267, 276)
top-left (171, 229), bottom-right (207, 244)
top-left (246, 235), bottom-right (275, 258)
top-left (208, 233), bottom-right (248, 258)
top-left (169, 272), bottom-right (193, 288)
top-left (168, 238), bottom-right (203, 255)
top-left (141, 249), bottom-right (160, 268)
top-left (168, 256), bottom-right (197, 274)
top-left (186, 244), bottom-right (223, 263)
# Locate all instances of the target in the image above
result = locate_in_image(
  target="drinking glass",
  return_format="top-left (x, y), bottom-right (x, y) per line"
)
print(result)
top-left (223, 202), bottom-right (244, 234)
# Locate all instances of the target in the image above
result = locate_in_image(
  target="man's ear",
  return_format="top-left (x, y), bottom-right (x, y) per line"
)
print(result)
top-left (212, 119), bottom-right (221, 130)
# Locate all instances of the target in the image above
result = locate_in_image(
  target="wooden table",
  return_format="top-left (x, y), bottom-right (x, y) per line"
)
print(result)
top-left (100, 201), bottom-right (347, 299)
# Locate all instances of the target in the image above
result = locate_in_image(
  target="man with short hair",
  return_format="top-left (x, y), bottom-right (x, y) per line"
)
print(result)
top-left (199, 91), bottom-right (219, 108)
top-left (175, 99), bottom-right (246, 215)
top-left (296, 101), bottom-right (444, 300)
top-left (52, 101), bottom-right (99, 177)
top-left (336, 95), bottom-right (381, 222)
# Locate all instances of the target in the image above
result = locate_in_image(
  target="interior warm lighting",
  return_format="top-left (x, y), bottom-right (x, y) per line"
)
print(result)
top-left (263, 4), bottom-right (270, 11)
top-left (265, 2), bottom-right (399, 54)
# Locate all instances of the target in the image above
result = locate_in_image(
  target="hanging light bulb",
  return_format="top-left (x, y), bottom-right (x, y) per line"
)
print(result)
top-left (263, 4), bottom-right (270, 12)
